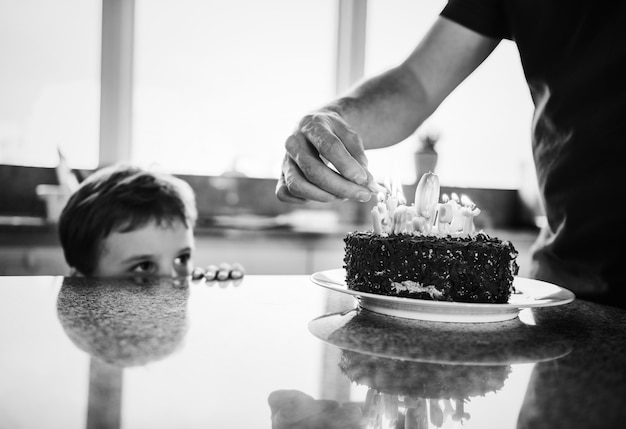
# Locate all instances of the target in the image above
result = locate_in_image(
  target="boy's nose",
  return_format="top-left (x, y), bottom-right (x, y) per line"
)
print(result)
top-left (153, 264), bottom-right (179, 278)
top-left (169, 264), bottom-right (191, 278)
top-left (170, 266), bottom-right (179, 278)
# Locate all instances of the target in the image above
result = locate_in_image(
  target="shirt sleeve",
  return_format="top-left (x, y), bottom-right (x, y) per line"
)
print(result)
top-left (440, 0), bottom-right (511, 40)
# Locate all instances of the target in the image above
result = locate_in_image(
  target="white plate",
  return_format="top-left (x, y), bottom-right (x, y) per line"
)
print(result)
top-left (310, 269), bottom-right (575, 323)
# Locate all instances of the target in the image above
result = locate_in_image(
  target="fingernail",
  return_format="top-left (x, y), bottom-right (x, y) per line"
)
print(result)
top-left (356, 191), bottom-right (372, 202)
top-left (353, 173), bottom-right (368, 186)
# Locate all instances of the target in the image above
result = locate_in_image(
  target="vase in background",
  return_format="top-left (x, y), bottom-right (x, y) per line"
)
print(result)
top-left (414, 131), bottom-right (439, 182)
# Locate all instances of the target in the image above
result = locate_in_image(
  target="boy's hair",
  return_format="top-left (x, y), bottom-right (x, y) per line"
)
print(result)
top-left (58, 164), bottom-right (197, 276)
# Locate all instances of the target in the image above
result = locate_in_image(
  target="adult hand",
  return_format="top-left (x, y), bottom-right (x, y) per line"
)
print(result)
top-left (276, 110), bottom-right (378, 204)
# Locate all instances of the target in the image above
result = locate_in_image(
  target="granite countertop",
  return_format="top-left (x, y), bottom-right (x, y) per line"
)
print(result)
top-left (0, 275), bottom-right (624, 428)
top-left (310, 299), bottom-right (626, 428)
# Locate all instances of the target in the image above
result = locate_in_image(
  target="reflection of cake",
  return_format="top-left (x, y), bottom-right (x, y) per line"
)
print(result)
top-left (344, 173), bottom-right (519, 304)
top-left (339, 349), bottom-right (511, 428)
top-left (339, 350), bottom-right (510, 400)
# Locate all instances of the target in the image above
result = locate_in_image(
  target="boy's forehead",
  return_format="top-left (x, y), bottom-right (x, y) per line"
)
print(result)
top-left (98, 220), bottom-right (194, 260)
top-left (112, 216), bottom-right (183, 234)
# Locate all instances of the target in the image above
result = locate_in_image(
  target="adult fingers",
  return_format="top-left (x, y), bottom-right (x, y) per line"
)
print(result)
top-left (275, 168), bottom-right (308, 204)
top-left (284, 134), bottom-right (372, 202)
top-left (276, 154), bottom-right (339, 203)
top-left (299, 112), bottom-right (369, 187)
top-left (327, 114), bottom-right (369, 168)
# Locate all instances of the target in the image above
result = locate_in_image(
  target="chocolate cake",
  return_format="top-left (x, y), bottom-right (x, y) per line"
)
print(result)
top-left (344, 172), bottom-right (519, 304)
top-left (343, 231), bottom-right (519, 303)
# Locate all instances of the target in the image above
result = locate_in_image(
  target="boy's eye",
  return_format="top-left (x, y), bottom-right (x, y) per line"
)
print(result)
top-left (130, 261), bottom-right (156, 274)
top-left (174, 252), bottom-right (193, 276)
top-left (175, 252), bottom-right (192, 267)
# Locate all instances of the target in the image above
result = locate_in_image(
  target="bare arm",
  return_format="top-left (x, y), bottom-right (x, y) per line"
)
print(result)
top-left (331, 17), bottom-right (500, 149)
top-left (277, 17), bottom-right (500, 203)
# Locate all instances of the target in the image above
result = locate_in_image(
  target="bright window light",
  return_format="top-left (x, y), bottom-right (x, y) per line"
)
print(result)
top-left (0, 0), bottom-right (100, 169)
top-left (364, 0), bottom-right (535, 188)
top-left (132, 0), bottom-right (336, 178)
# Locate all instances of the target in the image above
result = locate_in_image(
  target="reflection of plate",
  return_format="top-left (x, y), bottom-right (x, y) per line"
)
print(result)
top-left (309, 308), bottom-right (574, 365)
top-left (311, 269), bottom-right (575, 323)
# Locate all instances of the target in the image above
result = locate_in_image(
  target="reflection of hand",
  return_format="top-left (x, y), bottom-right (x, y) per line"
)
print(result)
top-left (191, 262), bottom-right (245, 283)
top-left (268, 389), bottom-right (365, 429)
top-left (276, 110), bottom-right (376, 204)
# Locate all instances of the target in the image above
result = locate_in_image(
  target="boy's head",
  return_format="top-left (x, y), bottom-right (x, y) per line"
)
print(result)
top-left (59, 164), bottom-right (197, 278)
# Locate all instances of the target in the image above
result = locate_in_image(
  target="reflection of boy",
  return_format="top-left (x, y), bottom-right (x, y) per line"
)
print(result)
top-left (57, 277), bottom-right (189, 367)
top-left (58, 164), bottom-right (242, 279)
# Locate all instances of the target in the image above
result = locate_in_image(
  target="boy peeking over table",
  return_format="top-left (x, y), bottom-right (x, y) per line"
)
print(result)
top-left (58, 163), bottom-right (244, 281)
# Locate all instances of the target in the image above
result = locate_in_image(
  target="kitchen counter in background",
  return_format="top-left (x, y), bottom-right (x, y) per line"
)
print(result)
top-left (1, 164), bottom-right (541, 276)
top-left (0, 214), bottom-right (539, 277)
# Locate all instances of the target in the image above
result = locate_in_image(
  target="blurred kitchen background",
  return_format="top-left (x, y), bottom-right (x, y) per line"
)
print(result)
top-left (0, 0), bottom-right (542, 276)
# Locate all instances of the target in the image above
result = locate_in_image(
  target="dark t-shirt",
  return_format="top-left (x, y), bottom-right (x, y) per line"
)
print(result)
top-left (441, 0), bottom-right (626, 305)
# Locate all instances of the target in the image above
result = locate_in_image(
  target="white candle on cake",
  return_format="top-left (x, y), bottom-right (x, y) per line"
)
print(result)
top-left (414, 172), bottom-right (440, 219)
top-left (448, 194), bottom-right (464, 234)
top-left (460, 195), bottom-right (480, 235)
top-left (371, 207), bottom-right (383, 234)
top-left (437, 202), bottom-right (453, 235)
top-left (392, 205), bottom-right (408, 234)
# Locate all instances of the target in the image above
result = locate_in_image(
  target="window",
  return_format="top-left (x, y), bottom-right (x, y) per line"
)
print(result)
top-left (132, 0), bottom-right (336, 177)
top-left (0, 0), bottom-right (336, 178)
top-left (2, 0), bottom-right (535, 190)
top-left (0, 0), bottom-right (101, 169)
